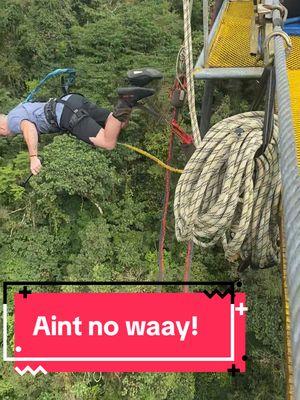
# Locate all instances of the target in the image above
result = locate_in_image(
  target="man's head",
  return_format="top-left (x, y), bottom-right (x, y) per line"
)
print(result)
top-left (0, 114), bottom-right (11, 137)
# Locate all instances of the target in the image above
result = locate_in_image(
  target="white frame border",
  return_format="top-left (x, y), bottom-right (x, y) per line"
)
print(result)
top-left (3, 303), bottom-right (235, 362)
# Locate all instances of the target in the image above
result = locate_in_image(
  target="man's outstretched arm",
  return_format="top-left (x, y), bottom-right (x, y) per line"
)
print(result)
top-left (20, 120), bottom-right (42, 175)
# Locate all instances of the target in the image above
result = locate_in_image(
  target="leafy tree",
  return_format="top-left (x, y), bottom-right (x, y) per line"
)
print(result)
top-left (0, 1), bottom-right (286, 399)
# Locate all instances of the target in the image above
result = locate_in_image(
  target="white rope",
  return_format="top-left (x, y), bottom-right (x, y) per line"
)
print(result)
top-left (182, 0), bottom-right (201, 146)
top-left (174, 112), bottom-right (281, 267)
top-left (177, 2), bottom-right (281, 268)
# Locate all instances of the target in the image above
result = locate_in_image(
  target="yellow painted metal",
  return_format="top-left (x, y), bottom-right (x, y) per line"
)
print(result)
top-left (208, 1), bottom-right (262, 68)
top-left (287, 37), bottom-right (300, 70)
top-left (288, 70), bottom-right (300, 165)
top-left (287, 36), bottom-right (300, 166)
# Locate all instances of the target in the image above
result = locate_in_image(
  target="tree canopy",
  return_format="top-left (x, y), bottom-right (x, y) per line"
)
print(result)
top-left (0, 1), bottom-right (285, 399)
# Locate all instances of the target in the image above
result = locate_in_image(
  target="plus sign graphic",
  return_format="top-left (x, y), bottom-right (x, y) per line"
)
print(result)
top-left (227, 363), bottom-right (240, 377)
top-left (235, 302), bottom-right (248, 316)
top-left (19, 286), bottom-right (32, 299)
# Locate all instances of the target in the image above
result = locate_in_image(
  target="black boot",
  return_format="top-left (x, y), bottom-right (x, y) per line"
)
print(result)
top-left (117, 87), bottom-right (155, 106)
top-left (113, 98), bottom-right (133, 122)
top-left (113, 87), bottom-right (155, 122)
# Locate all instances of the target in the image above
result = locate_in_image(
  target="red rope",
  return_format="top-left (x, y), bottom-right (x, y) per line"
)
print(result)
top-left (158, 114), bottom-right (175, 282)
top-left (158, 78), bottom-right (194, 289)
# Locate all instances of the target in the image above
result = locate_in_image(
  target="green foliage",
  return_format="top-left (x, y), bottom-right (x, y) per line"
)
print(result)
top-left (30, 135), bottom-right (121, 228)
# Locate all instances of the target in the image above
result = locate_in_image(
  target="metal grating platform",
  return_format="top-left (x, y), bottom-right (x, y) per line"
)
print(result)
top-left (287, 37), bottom-right (300, 70)
top-left (194, 0), bottom-right (264, 79)
top-left (207, 1), bottom-right (262, 68)
top-left (287, 35), bottom-right (300, 165)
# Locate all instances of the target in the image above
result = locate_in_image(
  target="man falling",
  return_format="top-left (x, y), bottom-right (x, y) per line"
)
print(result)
top-left (0, 87), bottom-right (154, 175)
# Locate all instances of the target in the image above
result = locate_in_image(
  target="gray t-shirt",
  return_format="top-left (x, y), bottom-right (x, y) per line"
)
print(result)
top-left (7, 95), bottom-right (70, 135)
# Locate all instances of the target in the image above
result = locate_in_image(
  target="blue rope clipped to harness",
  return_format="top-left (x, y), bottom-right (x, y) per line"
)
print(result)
top-left (24, 68), bottom-right (76, 103)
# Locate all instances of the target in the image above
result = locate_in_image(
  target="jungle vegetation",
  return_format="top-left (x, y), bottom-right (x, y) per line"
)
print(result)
top-left (0, 1), bottom-right (285, 399)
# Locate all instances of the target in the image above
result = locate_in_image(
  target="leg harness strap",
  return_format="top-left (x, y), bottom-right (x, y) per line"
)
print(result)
top-left (44, 94), bottom-right (89, 130)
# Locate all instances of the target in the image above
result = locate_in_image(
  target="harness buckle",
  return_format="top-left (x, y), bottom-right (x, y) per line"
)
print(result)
top-left (69, 108), bottom-right (89, 129)
top-left (44, 98), bottom-right (59, 129)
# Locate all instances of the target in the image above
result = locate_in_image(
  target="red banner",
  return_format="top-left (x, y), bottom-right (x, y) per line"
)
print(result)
top-left (13, 292), bottom-right (246, 373)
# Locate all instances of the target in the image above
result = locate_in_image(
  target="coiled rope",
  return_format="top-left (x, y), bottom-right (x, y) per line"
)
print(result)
top-left (179, 0), bottom-right (299, 394)
top-left (174, 112), bottom-right (281, 267)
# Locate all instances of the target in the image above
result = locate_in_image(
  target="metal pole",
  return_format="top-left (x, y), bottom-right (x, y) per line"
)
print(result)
top-left (273, 2), bottom-right (300, 398)
top-left (200, 80), bottom-right (215, 137)
top-left (203, 0), bottom-right (209, 67)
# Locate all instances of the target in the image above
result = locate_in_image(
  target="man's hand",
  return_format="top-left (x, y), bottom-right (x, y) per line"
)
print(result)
top-left (30, 156), bottom-right (42, 175)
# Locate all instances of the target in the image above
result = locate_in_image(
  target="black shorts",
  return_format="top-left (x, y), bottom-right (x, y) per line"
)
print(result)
top-left (59, 94), bottom-right (111, 145)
